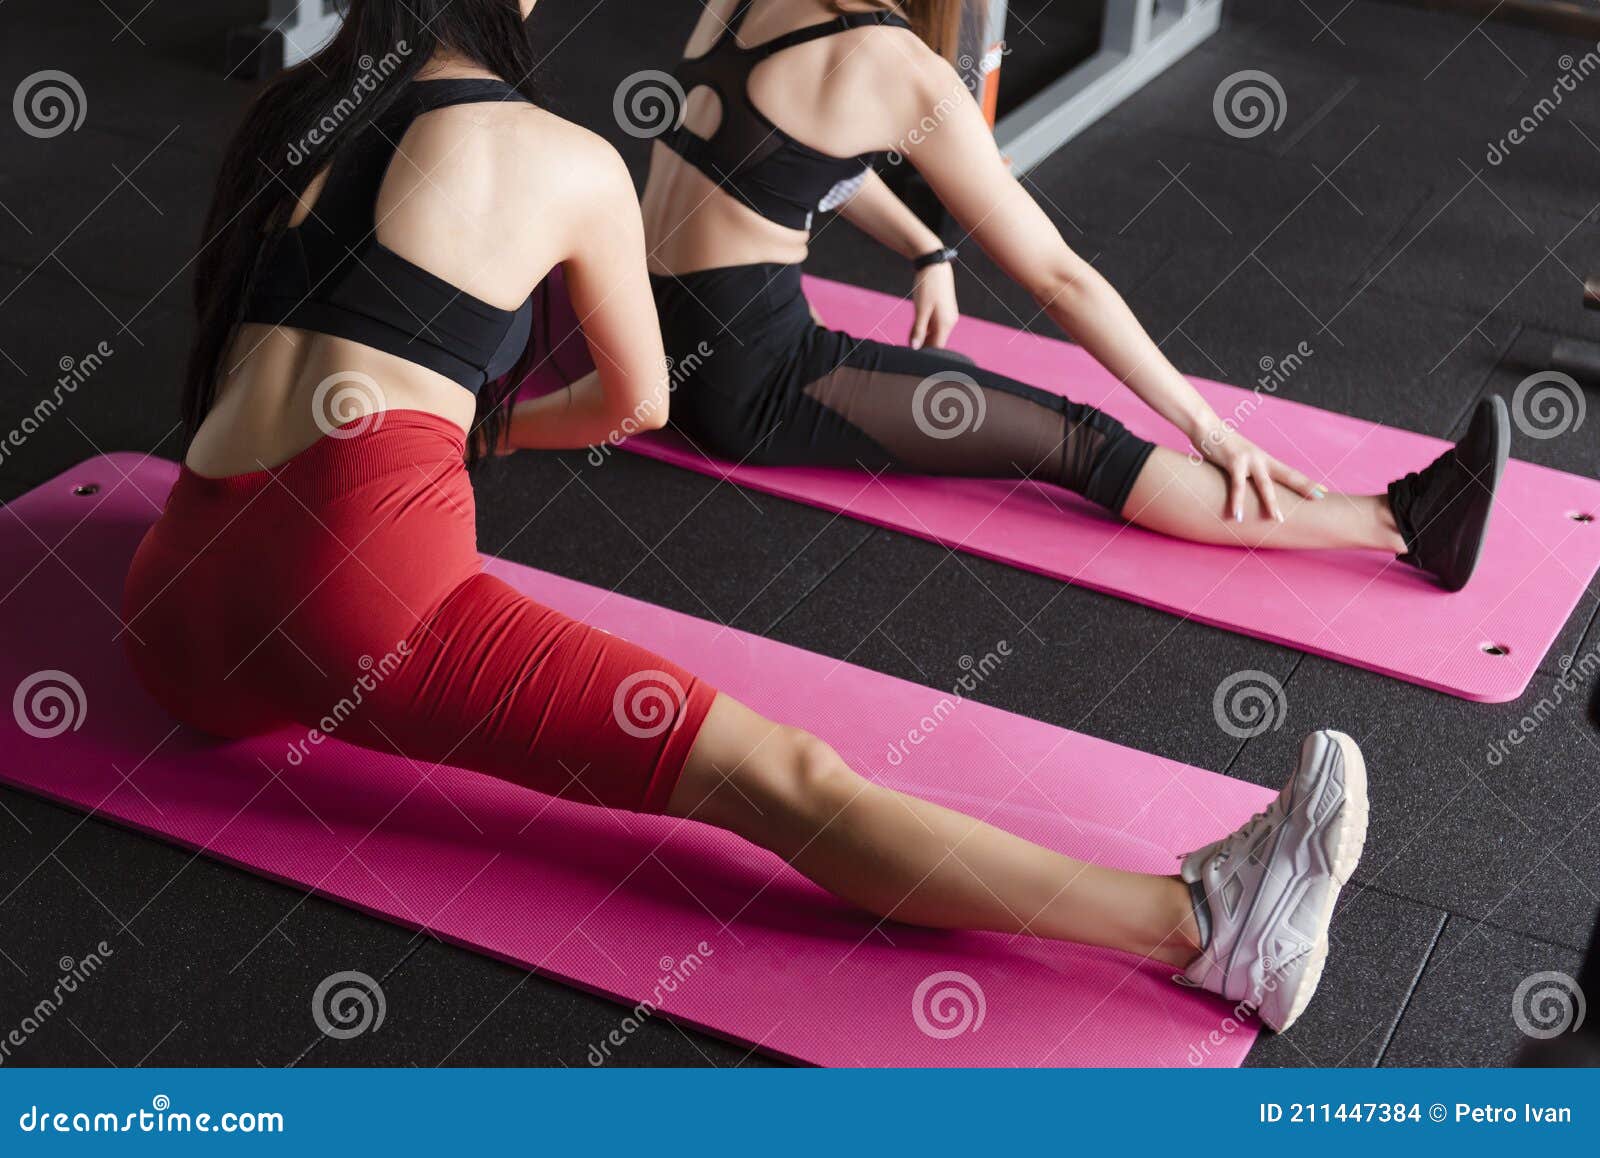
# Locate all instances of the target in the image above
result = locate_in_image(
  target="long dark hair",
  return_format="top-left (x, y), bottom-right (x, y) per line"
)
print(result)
top-left (846, 1), bottom-right (966, 62)
top-left (186, 0), bottom-right (541, 465)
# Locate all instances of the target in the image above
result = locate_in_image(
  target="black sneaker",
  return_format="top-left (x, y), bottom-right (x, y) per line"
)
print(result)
top-left (1387, 396), bottom-right (1510, 592)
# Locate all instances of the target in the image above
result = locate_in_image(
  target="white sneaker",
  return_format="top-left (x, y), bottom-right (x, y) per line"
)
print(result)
top-left (1179, 730), bottom-right (1369, 1032)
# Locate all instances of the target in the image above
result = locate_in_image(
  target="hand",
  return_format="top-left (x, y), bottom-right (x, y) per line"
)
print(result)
top-left (909, 261), bottom-right (958, 350)
top-left (1191, 422), bottom-right (1324, 523)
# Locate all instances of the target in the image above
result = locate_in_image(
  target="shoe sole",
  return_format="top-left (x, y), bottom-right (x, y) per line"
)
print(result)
top-left (1269, 729), bottom-right (1370, 1032)
top-left (1445, 395), bottom-right (1511, 592)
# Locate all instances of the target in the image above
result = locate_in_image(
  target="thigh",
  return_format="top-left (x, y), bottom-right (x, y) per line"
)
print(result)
top-left (342, 573), bottom-right (718, 814)
top-left (781, 329), bottom-right (1079, 477)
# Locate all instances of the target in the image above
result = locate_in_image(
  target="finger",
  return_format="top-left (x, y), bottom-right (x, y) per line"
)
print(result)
top-left (930, 311), bottom-right (956, 349)
top-left (1253, 464), bottom-right (1284, 522)
top-left (1227, 466), bottom-right (1247, 523)
top-left (1272, 459), bottom-right (1324, 501)
top-left (909, 306), bottom-right (929, 350)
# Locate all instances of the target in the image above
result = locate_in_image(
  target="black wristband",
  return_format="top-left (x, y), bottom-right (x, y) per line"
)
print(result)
top-left (912, 246), bottom-right (958, 270)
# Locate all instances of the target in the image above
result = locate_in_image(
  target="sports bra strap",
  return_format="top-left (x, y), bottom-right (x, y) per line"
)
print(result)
top-left (306, 79), bottom-right (529, 243)
top-left (660, 6), bottom-right (911, 230)
top-left (404, 77), bottom-right (527, 115)
top-left (750, 11), bottom-right (911, 57)
top-left (246, 77), bottom-right (536, 394)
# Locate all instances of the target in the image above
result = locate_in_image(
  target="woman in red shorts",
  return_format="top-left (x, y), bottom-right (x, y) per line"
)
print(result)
top-left (123, 0), bottom-right (1368, 1033)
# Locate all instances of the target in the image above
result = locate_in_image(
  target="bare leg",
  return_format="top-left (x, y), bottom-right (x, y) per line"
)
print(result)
top-left (1122, 446), bottom-right (1406, 552)
top-left (668, 694), bottom-right (1203, 968)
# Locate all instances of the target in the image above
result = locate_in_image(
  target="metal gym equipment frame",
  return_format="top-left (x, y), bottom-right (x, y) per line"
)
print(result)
top-left (273, 0), bottom-right (344, 66)
top-left (264, 0), bottom-right (343, 66)
top-left (977, 0), bottom-right (1224, 175)
top-left (231, 0), bottom-right (343, 76)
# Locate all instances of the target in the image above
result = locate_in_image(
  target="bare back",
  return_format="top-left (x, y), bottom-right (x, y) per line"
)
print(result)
top-left (640, 0), bottom-right (927, 275)
top-left (187, 67), bottom-right (598, 478)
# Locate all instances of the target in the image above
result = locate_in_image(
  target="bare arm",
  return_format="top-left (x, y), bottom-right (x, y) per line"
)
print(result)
top-left (893, 51), bottom-right (1318, 517)
top-left (838, 168), bottom-right (942, 259)
top-left (506, 132), bottom-right (668, 451)
top-left (836, 169), bottom-right (960, 349)
top-left (898, 58), bottom-right (1213, 434)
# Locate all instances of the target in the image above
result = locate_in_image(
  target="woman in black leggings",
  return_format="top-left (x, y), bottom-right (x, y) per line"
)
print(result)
top-left (551, 0), bottom-right (1507, 591)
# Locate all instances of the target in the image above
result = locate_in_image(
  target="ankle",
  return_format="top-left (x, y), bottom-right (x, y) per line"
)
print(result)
top-left (1152, 931), bottom-right (1202, 969)
top-left (1368, 493), bottom-right (1407, 553)
top-left (1150, 877), bottom-right (1204, 968)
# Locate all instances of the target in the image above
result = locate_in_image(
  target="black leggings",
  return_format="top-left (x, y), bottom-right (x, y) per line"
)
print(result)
top-left (649, 263), bottom-right (1155, 514)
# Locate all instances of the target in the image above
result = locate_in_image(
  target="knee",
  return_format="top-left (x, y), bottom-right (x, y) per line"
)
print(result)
top-left (781, 728), bottom-right (859, 808)
top-left (740, 726), bottom-right (861, 832)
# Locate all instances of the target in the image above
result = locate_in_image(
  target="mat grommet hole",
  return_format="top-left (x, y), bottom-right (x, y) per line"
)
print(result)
top-left (72, 483), bottom-right (99, 496)
top-left (1480, 641), bottom-right (1510, 657)
top-left (1568, 511), bottom-right (1595, 523)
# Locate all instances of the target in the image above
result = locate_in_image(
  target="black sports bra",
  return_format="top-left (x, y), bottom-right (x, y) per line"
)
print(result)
top-left (243, 79), bottom-right (534, 394)
top-left (660, 0), bottom-right (911, 231)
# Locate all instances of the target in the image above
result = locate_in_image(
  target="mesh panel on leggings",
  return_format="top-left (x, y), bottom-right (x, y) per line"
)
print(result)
top-left (798, 363), bottom-right (1135, 508)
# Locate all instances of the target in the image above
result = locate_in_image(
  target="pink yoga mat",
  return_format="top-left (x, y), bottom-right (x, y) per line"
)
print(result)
top-left (528, 273), bottom-right (1600, 703)
top-left (0, 455), bottom-right (1275, 1067)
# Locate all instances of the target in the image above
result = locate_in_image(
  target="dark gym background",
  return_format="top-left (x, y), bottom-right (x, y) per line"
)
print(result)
top-left (0, 0), bottom-right (1597, 1066)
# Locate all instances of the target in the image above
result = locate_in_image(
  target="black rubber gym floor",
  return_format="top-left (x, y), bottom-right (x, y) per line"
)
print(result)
top-left (1, 0), bottom-right (1597, 1067)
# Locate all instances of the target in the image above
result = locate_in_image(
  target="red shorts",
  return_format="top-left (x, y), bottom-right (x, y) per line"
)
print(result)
top-left (122, 410), bottom-right (716, 814)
